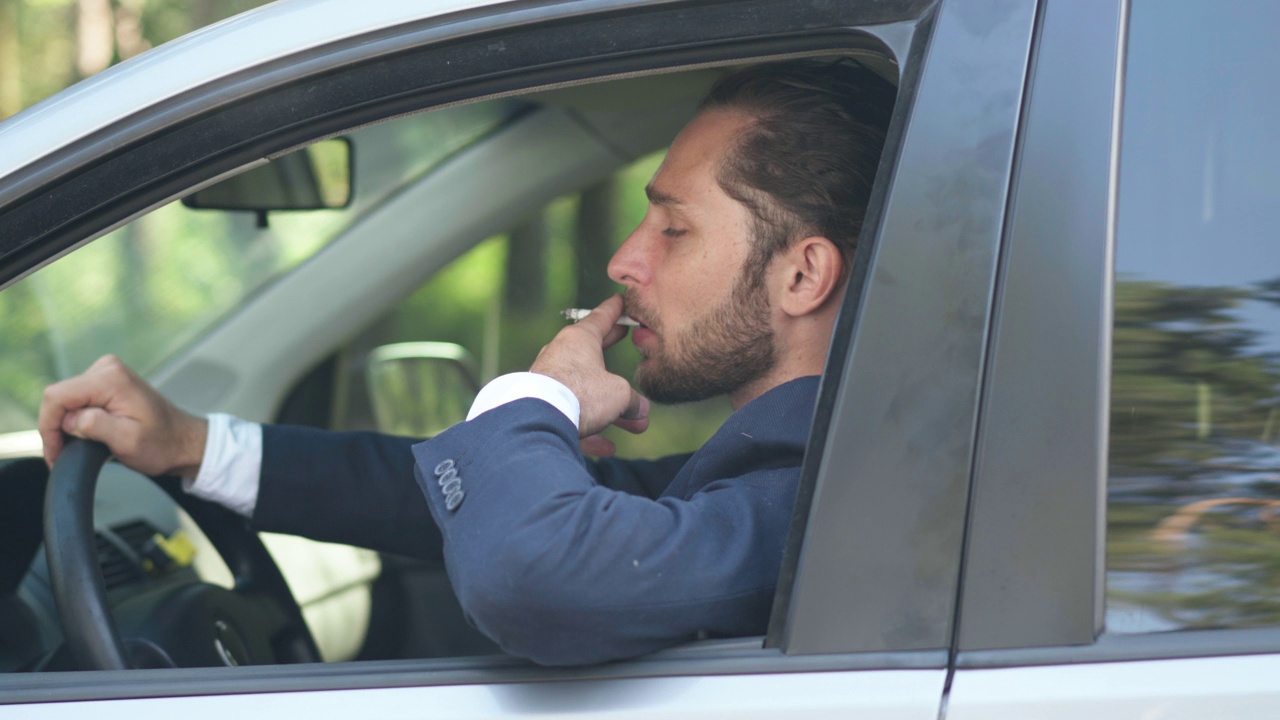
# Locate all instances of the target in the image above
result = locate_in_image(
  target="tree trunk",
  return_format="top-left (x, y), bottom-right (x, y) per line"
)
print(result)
top-left (114, 0), bottom-right (150, 60)
top-left (0, 0), bottom-right (21, 119)
top-left (76, 0), bottom-right (114, 79)
top-left (504, 213), bottom-right (548, 314)
top-left (574, 177), bottom-right (619, 306)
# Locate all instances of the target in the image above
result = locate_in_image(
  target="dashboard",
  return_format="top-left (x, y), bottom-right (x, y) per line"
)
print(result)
top-left (0, 457), bottom-right (200, 671)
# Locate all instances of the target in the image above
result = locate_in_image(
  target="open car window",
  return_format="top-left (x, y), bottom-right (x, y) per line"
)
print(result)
top-left (0, 58), bottom-right (893, 673)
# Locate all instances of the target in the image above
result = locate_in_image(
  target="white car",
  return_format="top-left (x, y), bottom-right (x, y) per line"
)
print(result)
top-left (2, 0), bottom-right (1280, 717)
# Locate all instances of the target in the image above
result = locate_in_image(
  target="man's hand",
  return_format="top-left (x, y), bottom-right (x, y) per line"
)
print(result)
top-left (530, 295), bottom-right (649, 457)
top-left (38, 355), bottom-right (208, 477)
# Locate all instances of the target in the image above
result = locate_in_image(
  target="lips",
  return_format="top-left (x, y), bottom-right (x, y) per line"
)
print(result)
top-left (632, 323), bottom-right (656, 349)
top-left (622, 294), bottom-right (656, 349)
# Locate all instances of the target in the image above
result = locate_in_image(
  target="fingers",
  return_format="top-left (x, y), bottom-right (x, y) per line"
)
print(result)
top-left (611, 390), bottom-right (649, 434)
top-left (37, 354), bottom-right (145, 469)
top-left (572, 295), bottom-right (625, 340)
top-left (579, 434), bottom-right (617, 457)
top-left (39, 372), bottom-right (117, 468)
top-left (621, 390), bottom-right (649, 421)
top-left (63, 407), bottom-right (134, 447)
top-left (613, 416), bottom-right (649, 434)
top-left (40, 427), bottom-right (63, 470)
top-left (601, 322), bottom-right (629, 350)
top-left (534, 296), bottom-right (648, 439)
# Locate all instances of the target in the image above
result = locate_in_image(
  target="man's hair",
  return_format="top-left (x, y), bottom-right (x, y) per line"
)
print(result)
top-left (700, 58), bottom-right (896, 283)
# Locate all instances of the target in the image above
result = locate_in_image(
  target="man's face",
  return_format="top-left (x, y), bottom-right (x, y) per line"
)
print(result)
top-left (607, 109), bottom-right (778, 404)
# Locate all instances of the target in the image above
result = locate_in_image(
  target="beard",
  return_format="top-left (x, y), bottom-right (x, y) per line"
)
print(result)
top-left (625, 267), bottom-right (777, 404)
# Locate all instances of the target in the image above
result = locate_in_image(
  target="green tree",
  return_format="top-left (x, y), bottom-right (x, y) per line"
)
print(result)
top-left (1109, 276), bottom-right (1280, 631)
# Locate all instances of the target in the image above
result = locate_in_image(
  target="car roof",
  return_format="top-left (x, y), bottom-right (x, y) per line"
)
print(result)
top-left (0, 0), bottom-right (515, 181)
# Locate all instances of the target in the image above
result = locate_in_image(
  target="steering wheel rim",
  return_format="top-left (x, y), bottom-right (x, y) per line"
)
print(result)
top-left (43, 438), bottom-right (321, 670)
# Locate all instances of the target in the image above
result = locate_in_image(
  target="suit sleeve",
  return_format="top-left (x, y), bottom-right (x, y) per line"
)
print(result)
top-left (248, 424), bottom-right (687, 559)
top-left (413, 399), bottom-right (796, 666)
top-left (251, 424), bottom-right (442, 561)
top-left (589, 453), bottom-right (691, 499)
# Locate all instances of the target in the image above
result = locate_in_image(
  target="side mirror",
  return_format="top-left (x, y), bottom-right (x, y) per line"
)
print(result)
top-left (365, 342), bottom-right (480, 438)
top-left (182, 138), bottom-right (353, 226)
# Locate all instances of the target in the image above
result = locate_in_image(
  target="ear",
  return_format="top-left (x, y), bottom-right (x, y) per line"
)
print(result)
top-left (773, 236), bottom-right (845, 318)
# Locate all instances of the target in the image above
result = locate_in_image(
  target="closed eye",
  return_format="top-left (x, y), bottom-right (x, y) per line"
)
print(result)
top-left (662, 227), bottom-right (687, 238)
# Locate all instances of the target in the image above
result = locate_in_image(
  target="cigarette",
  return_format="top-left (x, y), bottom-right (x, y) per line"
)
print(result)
top-left (561, 308), bottom-right (640, 326)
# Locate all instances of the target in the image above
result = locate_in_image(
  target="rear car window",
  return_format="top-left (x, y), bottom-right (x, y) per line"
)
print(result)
top-left (1107, 1), bottom-right (1280, 633)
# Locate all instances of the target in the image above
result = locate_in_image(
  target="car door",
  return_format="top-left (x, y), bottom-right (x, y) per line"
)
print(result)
top-left (948, 0), bottom-right (1280, 716)
top-left (0, 0), bottom-right (1042, 716)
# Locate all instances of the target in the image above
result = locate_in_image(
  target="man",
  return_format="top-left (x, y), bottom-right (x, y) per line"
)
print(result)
top-left (39, 60), bottom-right (894, 666)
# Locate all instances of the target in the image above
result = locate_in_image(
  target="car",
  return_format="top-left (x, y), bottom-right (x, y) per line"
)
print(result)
top-left (2, 0), bottom-right (1280, 716)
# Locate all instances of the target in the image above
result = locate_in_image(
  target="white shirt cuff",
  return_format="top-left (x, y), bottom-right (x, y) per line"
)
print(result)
top-left (466, 372), bottom-right (580, 430)
top-left (182, 413), bottom-right (263, 517)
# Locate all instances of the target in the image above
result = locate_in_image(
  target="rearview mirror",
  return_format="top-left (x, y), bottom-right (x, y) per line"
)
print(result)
top-left (366, 342), bottom-right (481, 438)
top-left (182, 138), bottom-right (353, 226)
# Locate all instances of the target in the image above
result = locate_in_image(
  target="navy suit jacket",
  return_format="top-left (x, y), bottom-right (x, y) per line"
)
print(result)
top-left (252, 375), bottom-right (819, 665)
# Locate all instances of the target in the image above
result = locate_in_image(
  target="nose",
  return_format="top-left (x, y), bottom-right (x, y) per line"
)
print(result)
top-left (607, 224), bottom-right (653, 289)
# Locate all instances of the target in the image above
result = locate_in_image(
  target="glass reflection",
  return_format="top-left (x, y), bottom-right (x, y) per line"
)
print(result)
top-left (1106, 0), bottom-right (1280, 634)
top-left (1109, 278), bottom-right (1280, 632)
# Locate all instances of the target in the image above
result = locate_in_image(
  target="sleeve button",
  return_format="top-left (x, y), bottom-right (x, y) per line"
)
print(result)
top-left (445, 490), bottom-right (465, 512)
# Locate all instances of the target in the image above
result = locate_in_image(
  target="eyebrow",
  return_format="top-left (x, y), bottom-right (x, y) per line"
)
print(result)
top-left (645, 183), bottom-right (684, 207)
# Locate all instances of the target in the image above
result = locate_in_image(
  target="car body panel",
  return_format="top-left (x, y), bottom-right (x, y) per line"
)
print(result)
top-left (2, 669), bottom-right (946, 720)
top-left (948, 655), bottom-right (1280, 719)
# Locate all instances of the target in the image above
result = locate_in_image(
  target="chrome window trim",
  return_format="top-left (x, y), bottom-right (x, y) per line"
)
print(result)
top-left (956, 628), bottom-right (1280, 669)
top-left (0, 645), bottom-right (948, 705)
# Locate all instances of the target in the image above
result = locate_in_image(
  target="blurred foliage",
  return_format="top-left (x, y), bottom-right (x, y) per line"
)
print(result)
top-left (0, 191), bottom-right (340, 432)
top-left (0, 99), bottom-right (516, 434)
top-left (1, 0), bottom-right (273, 120)
top-left (1111, 280), bottom-right (1280, 478)
top-left (1108, 276), bottom-right (1280, 632)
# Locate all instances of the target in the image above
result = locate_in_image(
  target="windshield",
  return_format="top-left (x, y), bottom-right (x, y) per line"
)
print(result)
top-left (0, 99), bottom-right (527, 437)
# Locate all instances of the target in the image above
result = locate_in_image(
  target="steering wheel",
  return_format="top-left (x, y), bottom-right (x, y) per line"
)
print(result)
top-left (43, 439), bottom-right (321, 670)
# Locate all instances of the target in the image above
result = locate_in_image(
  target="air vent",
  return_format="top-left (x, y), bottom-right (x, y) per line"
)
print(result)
top-left (95, 533), bottom-right (142, 590)
top-left (95, 519), bottom-right (160, 590)
top-left (112, 520), bottom-right (160, 554)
